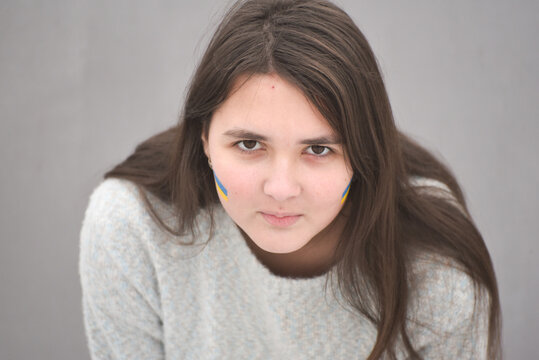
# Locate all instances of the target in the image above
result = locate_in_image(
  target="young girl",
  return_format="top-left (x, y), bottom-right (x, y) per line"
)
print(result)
top-left (79, 0), bottom-right (501, 359)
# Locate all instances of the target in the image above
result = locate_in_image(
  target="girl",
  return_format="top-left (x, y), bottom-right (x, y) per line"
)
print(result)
top-left (80, 0), bottom-right (501, 359)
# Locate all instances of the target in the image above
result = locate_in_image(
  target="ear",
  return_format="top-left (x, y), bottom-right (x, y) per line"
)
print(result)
top-left (201, 132), bottom-right (210, 158)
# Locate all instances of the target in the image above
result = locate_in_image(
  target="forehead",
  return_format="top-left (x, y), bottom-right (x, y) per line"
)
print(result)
top-left (211, 74), bottom-right (336, 138)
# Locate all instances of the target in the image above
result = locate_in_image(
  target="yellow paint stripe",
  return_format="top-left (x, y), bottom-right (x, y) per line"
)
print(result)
top-left (341, 186), bottom-right (350, 204)
top-left (216, 180), bottom-right (228, 201)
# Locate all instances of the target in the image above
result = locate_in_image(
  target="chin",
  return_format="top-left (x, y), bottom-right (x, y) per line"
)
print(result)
top-left (249, 232), bottom-right (310, 254)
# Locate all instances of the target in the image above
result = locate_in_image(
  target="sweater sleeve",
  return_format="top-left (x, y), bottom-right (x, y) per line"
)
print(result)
top-left (79, 179), bottom-right (164, 360)
top-left (406, 257), bottom-right (489, 360)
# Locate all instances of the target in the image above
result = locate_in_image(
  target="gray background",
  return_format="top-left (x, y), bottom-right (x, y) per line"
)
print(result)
top-left (1, 0), bottom-right (537, 358)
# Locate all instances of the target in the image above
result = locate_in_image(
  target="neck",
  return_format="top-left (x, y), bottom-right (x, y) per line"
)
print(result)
top-left (240, 213), bottom-right (346, 278)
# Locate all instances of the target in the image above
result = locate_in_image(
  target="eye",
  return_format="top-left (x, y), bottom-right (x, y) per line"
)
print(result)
top-left (305, 145), bottom-right (331, 156)
top-left (237, 140), bottom-right (262, 152)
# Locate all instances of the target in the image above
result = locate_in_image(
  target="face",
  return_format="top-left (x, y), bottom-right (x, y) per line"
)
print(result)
top-left (202, 74), bottom-right (353, 254)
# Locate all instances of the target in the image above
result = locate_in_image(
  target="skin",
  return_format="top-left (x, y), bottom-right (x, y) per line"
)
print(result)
top-left (202, 73), bottom-right (353, 277)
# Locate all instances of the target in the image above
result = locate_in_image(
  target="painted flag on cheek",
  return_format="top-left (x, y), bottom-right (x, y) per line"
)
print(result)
top-left (341, 180), bottom-right (351, 204)
top-left (213, 171), bottom-right (229, 201)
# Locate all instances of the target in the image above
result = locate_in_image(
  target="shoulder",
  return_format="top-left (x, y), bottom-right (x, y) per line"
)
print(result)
top-left (79, 178), bottom-right (191, 293)
top-left (409, 176), bottom-right (450, 192)
top-left (79, 178), bottom-right (160, 283)
top-left (79, 179), bottom-right (166, 356)
top-left (406, 252), bottom-right (488, 356)
top-left (409, 176), bottom-right (466, 214)
top-left (80, 178), bottom-right (219, 269)
top-left (80, 179), bottom-right (153, 255)
top-left (409, 176), bottom-right (453, 202)
top-left (409, 253), bottom-right (476, 322)
top-left (81, 178), bottom-right (178, 246)
top-left (83, 177), bottom-right (154, 226)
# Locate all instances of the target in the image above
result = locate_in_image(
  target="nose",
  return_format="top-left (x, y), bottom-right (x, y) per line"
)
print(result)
top-left (263, 159), bottom-right (301, 202)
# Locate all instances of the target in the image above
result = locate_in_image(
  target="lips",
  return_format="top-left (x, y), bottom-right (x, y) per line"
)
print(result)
top-left (260, 212), bottom-right (302, 227)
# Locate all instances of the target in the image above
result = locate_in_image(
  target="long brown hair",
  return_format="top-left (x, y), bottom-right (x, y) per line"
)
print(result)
top-left (105, 0), bottom-right (501, 358)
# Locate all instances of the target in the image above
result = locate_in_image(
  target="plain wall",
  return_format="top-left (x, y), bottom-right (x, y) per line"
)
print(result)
top-left (1, 0), bottom-right (537, 358)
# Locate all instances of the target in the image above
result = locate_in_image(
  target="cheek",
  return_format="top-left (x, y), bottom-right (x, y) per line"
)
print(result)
top-left (214, 164), bottom-right (258, 201)
top-left (308, 173), bottom-right (351, 207)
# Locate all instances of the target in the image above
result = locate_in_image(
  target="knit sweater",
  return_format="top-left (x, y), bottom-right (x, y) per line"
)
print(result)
top-left (79, 178), bottom-right (487, 359)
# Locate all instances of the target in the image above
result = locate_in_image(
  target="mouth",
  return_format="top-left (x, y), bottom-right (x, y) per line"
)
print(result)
top-left (260, 212), bottom-right (302, 228)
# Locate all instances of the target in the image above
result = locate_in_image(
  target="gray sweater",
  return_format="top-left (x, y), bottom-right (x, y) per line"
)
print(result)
top-left (79, 178), bottom-right (487, 359)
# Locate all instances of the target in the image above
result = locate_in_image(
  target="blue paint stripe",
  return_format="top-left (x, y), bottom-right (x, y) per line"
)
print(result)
top-left (341, 180), bottom-right (351, 199)
top-left (213, 172), bottom-right (228, 196)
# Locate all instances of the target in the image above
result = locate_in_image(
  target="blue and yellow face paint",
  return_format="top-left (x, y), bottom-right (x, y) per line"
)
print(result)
top-left (214, 171), bottom-right (349, 204)
top-left (341, 180), bottom-right (351, 204)
top-left (213, 171), bottom-right (228, 201)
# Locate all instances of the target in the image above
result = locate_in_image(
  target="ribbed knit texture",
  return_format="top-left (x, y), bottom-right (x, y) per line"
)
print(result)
top-left (79, 178), bottom-right (487, 359)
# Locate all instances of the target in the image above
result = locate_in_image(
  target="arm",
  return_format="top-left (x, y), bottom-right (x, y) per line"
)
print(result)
top-left (407, 257), bottom-right (489, 360)
top-left (79, 179), bottom-right (164, 360)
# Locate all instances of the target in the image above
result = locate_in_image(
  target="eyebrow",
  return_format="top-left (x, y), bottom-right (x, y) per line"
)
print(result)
top-left (223, 128), bottom-right (341, 145)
